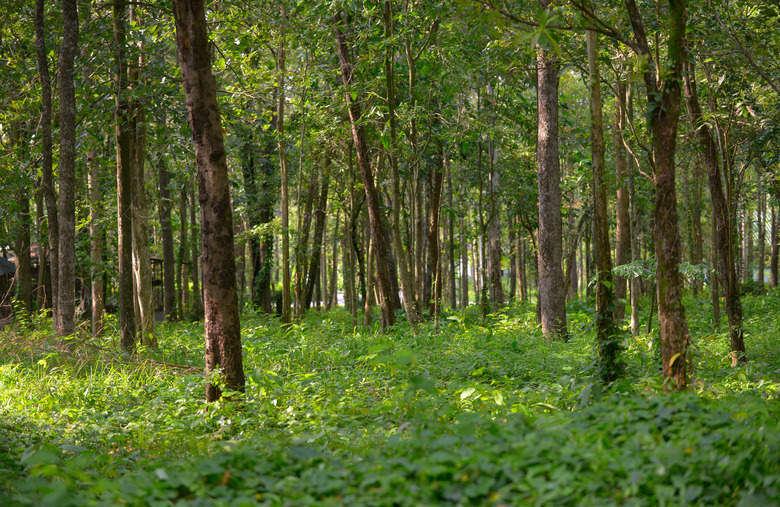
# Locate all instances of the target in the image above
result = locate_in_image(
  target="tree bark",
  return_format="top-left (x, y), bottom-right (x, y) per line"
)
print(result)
top-left (626, 0), bottom-right (691, 389)
top-left (157, 138), bottom-right (176, 321)
top-left (758, 171), bottom-right (765, 289)
top-left (115, 0), bottom-right (136, 352)
top-left (278, 14), bottom-right (292, 325)
top-left (487, 141), bottom-right (504, 308)
top-left (189, 184), bottom-right (203, 319)
top-left (178, 187), bottom-right (190, 318)
top-left (614, 78), bottom-right (630, 320)
top-left (57, 0), bottom-right (79, 336)
top-left (88, 150), bottom-right (105, 335)
top-left (683, 59), bottom-right (746, 365)
top-left (334, 15), bottom-right (395, 327)
top-left (173, 0), bottom-right (245, 401)
top-left (428, 139), bottom-right (445, 319)
top-left (588, 27), bottom-right (620, 381)
top-left (35, 0), bottom-right (58, 321)
top-left (304, 172), bottom-right (329, 310)
top-left (771, 204), bottom-right (778, 288)
top-left (536, 0), bottom-right (568, 340)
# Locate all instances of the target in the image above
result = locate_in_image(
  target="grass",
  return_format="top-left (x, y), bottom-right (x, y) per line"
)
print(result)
top-left (0, 290), bottom-right (779, 505)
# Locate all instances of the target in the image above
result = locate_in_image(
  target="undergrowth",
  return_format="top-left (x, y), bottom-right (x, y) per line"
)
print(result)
top-left (0, 291), bottom-right (779, 505)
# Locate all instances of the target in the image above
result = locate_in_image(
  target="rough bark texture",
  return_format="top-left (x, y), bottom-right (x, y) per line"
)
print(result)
top-left (173, 0), bottom-right (245, 401)
top-left (57, 0), bottom-right (79, 336)
top-left (588, 28), bottom-right (620, 381)
top-left (88, 150), bottom-right (105, 335)
top-left (536, 8), bottom-right (568, 341)
top-left (683, 60), bottom-right (746, 365)
top-left (627, 0), bottom-right (691, 389)
top-left (335, 16), bottom-right (395, 327)
top-left (35, 0), bottom-right (58, 319)
top-left (614, 79), bottom-right (630, 320)
top-left (115, 0), bottom-right (136, 353)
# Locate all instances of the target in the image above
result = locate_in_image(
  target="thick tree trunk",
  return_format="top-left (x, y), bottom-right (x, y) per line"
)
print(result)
top-left (588, 28), bottom-right (619, 381)
top-left (335, 16), bottom-right (395, 327)
top-left (115, 0), bottom-right (136, 352)
top-left (536, 4), bottom-right (568, 340)
top-left (683, 59), bottom-right (745, 364)
top-left (57, 0), bottom-right (79, 336)
top-left (173, 0), bottom-right (245, 401)
top-left (35, 0), bottom-right (58, 321)
top-left (88, 150), bottom-right (105, 335)
top-left (614, 79), bottom-right (630, 319)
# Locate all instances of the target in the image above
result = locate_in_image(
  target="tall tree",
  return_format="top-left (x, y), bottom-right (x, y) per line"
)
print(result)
top-left (114, 0), bottom-right (136, 353)
top-left (536, 0), bottom-right (568, 341)
top-left (173, 0), bottom-right (245, 401)
top-left (57, 0), bottom-right (79, 335)
top-left (588, 26), bottom-right (620, 381)
top-left (334, 12), bottom-right (396, 328)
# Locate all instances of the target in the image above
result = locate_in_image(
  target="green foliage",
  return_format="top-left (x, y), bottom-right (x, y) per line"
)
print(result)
top-left (1, 292), bottom-right (779, 505)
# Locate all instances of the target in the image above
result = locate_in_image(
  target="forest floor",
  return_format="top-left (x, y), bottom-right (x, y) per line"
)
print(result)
top-left (0, 290), bottom-right (779, 505)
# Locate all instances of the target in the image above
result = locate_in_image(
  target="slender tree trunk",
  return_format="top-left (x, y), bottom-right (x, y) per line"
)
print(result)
top-left (16, 189), bottom-right (32, 314)
top-left (711, 219), bottom-right (720, 327)
top-left (115, 0), bottom-right (136, 352)
top-left (157, 135), bottom-right (176, 321)
top-left (461, 216), bottom-right (469, 307)
top-left (173, 0), bottom-right (245, 401)
top-left (257, 127), bottom-right (276, 313)
top-left (758, 171), bottom-right (765, 289)
top-left (88, 150), bottom-right (105, 335)
top-left (536, 0), bottom-right (568, 340)
top-left (771, 204), bottom-right (778, 287)
top-left (178, 187), bottom-right (190, 318)
top-left (278, 15), bottom-right (292, 325)
top-left (508, 219), bottom-right (517, 302)
top-left (334, 15), bottom-right (395, 327)
top-left (131, 104), bottom-right (156, 346)
top-left (57, 0), bottom-right (79, 336)
top-left (614, 78), bottom-right (630, 319)
top-left (35, 0), bottom-right (58, 322)
top-left (487, 142), bottom-right (504, 308)
top-left (448, 171), bottom-right (457, 309)
top-left (304, 173), bottom-right (329, 310)
top-left (189, 185), bottom-right (203, 319)
top-left (428, 139), bottom-right (445, 319)
top-left (382, 0), bottom-right (423, 324)
top-left (683, 59), bottom-right (746, 365)
top-left (588, 27), bottom-right (620, 381)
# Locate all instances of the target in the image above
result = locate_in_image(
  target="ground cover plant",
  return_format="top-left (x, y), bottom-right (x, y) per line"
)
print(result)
top-left (1, 290), bottom-right (779, 506)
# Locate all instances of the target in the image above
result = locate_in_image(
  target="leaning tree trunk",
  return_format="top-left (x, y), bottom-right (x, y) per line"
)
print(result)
top-left (626, 0), bottom-right (691, 390)
top-left (57, 0), bottom-right (79, 336)
top-left (335, 15), bottom-right (395, 327)
top-left (588, 27), bottom-right (620, 381)
top-left (173, 0), bottom-right (245, 401)
top-left (536, 0), bottom-right (568, 340)
top-left (683, 59), bottom-right (746, 365)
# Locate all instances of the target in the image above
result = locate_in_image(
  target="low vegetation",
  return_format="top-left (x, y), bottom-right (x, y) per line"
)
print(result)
top-left (1, 291), bottom-right (779, 505)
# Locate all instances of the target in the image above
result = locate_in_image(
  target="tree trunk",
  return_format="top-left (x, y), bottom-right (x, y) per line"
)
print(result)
top-left (278, 12), bottom-right (292, 325)
top-left (536, 1), bottom-right (568, 340)
top-left (382, 0), bottom-right (423, 324)
top-left (178, 187), bottom-right (190, 319)
top-left (16, 189), bottom-right (32, 314)
top-left (334, 15), bottom-right (395, 327)
top-left (428, 139), bottom-right (445, 319)
top-left (131, 103), bottom-right (156, 347)
top-left (683, 59), bottom-right (745, 365)
top-left (304, 172), bottom-right (329, 310)
top-left (711, 219), bottom-right (720, 326)
top-left (614, 78), bottom-right (630, 319)
top-left (157, 139), bottom-right (176, 321)
top-left (771, 204), bottom-right (778, 288)
top-left (35, 0), bottom-right (58, 322)
top-left (461, 217), bottom-right (469, 307)
top-left (448, 170), bottom-right (457, 309)
top-left (626, 0), bottom-right (692, 389)
top-left (588, 27), bottom-right (619, 381)
top-left (57, 0), bottom-right (79, 336)
top-left (114, 0), bottom-right (136, 352)
top-left (173, 0), bottom-right (245, 401)
top-left (487, 142), bottom-right (504, 308)
top-left (189, 185), bottom-right (203, 319)
top-left (88, 150), bottom-right (105, 335)
top-left (758, 171), bottom-right (765, 289)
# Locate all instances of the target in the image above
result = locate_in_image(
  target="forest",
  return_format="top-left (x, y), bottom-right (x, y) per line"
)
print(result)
top-left (1, 0), bottom-right (780, 504)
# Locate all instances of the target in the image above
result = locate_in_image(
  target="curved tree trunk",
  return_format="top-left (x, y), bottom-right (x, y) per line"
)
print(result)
top-left (334, 15), bottom-right (395, 328)
top-left (173, 0), bottom-right (245, 401)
